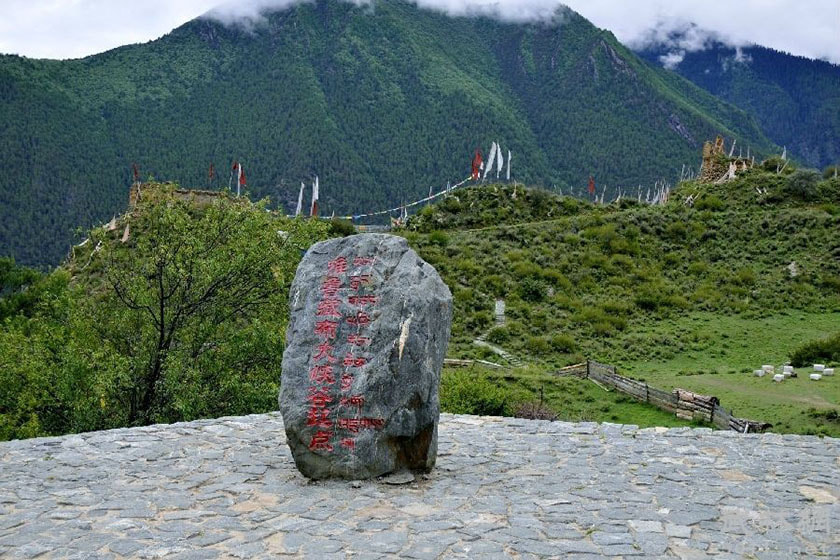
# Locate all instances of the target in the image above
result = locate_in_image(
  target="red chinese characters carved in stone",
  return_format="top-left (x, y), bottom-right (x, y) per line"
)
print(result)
top-left (360, 418), bottom-right (386, 429)
top-left (340, 395), bottom-right (365, 408)
top-left (348, 295), bottom-right (378, 307)
top-left (347, 334), bottom-right (371, 347)
top-left (321, 276), bottom-right (341, 298)
top-left (342, 353), bottom-right (367, 368)
top-left (313, 342), bottom-right (337, 364)
top-left (307, 386), bottom-right (333, 408)
top-left (340, 374), bottom-right (354, 392)
top-left (338, 417), bottom-right (385, 433)
top-left (353, 257), bottom-right (374, 267)
top-left (327, 257), bottom-right (348, 275)
top-left (346, 312), bottom-right (371, 327)
top-left (309, 365), bottom-right (336, 385)
top-left (309, 430), bottom-right (334, 452)
top-left (316, 298), bottom-right (342, 318)
top-left (340, 438), bottom-right (356, 450)
top-left (306, 407), bottom-right (333, 429)
top-left (314, 320), bottom-right (339, 340)
top-left (337, 418), bottom-right (361, 433)
top-left (349, 275), bottom-right (372, 291)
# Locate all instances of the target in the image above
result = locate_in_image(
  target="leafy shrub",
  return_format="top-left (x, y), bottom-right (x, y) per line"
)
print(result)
top-left (818, 177), bottom-right (840, 202)
top-left (482, 274), bottom-right (508, 297)
top-left (601, 299), bottom-right (631, 316)
top-left (428, 230), bottom-right (449, 246)
top-left (487, 326), bottom-right (510, 344)
top-left (514, 400), bottom-right (559, 421)
top-left (790, 332), bottom-right (840, 367)
top-left (732, 267), bottom-right (756, 287)
top-left (761, 156), bottom-right (795, 173)
top-left (550, 333), bottom-right (577, 353)
top-left (572, 307), bottom-right (627, 332)
top-left (609, 254), bottom-right (633, 271)
top-left (440, 369), bottom-right (508, 416)
top-left (518, 277), bottom-right (547, 302)
top-left (441, 196), bottom-right (462, 213)
top-left (542, 269), bottom-right (572, 289)
top-left (525, 336), bottom-right (551, 355)
top-left (634, 285), bottom-right (688, 311)
top-left (688, 261), bottom-right (708, 276)
top-left (695, 195), bottom-right (724, 211)
top-left (785, 169), bottom-right (821, 201)
top-left (328, 219), bottom-right (356, 237)
top-left (821, 275), bottom-right (840, 292)
top-left (665, 221), bottom-right (688, 241)
top-left (512, 261), bottom-right (541, 278)
top-left (464, 310), bottom-right (492, 332)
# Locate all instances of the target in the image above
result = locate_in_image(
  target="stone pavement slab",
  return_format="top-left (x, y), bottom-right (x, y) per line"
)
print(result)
top-left (0, 413), bottom-right (838, 558)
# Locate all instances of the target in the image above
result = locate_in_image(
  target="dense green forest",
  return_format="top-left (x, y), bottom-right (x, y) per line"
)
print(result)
top-left (636, 40), bottom-right (840, 169)
top-left (0, 0), bottom-right (775, 266)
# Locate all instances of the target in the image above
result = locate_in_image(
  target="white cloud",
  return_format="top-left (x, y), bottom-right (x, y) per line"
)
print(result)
top-left (0, 0), bottom-right (838, 64)
top-left (563, 0), bottom-right (840, 64)
top-left (0, 0), bottom-right (218, 59)
top-left (659, 51), bottom-right (685, 70)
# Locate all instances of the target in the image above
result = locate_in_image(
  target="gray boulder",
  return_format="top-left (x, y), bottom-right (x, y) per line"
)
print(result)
top-left (280, 234), bottom-right (452, 480)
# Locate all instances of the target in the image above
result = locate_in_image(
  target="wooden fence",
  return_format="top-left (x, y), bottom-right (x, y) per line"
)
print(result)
top-left (556, 360), bottom-right (771, 433)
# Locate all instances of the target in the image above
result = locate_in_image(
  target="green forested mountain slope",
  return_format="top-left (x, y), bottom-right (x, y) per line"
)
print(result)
top-left (0, 0), bottom-right (775, 266)
top-left (637, 41), bottom-right (840, 169)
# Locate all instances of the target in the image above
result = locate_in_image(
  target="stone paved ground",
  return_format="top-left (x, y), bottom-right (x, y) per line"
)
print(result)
top-left (1, 413), bottom-right (838, 559)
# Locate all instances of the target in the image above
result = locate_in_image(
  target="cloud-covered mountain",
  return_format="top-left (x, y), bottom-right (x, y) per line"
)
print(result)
top-left (636, 32), bottom-right (840, 169)
top-left (0, 0), bottom-right (773, 266)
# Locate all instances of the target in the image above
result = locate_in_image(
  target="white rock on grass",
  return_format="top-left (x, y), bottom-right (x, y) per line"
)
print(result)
top-left (783, 365), bottom-right (794, 373)
top-left (754, 370), bottom-right (765, 377)
top-left (814, 364), bottom-right (825, 372)
top-left (773, 374), bottom-right (784, 383)
top-left (810, 374), bottom-right (822, 381)
top-left (762, 365), bottom-right (775, 373)
top-left (823, 368), bottom-right (834, 376)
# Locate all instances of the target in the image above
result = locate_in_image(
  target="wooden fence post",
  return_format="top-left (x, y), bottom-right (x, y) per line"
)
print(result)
top-left (586, 360), bottom-right (591, 379)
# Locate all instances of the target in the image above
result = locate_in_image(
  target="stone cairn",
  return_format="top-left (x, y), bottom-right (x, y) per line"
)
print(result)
top-left (280, 234), bottom-right (453, 480)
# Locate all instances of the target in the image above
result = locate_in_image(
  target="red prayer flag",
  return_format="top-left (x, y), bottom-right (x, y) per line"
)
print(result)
top-left (588, 176), bottom-right (596, 195)
top-left (471, 149), bottom-right (483, 180)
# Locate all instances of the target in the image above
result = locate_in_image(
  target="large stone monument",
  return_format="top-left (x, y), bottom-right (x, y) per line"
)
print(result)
top-left (280, 234), bottom-right (453, 480)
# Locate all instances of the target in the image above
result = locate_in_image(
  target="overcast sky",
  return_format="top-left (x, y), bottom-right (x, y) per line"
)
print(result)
top-left (0, 0), bottom-right (838, 64)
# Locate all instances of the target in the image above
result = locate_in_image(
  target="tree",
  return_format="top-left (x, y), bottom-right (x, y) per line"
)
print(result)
top-left (0, 185), bottom-right (330, 441)
top-left (785, 169), bottom-right (821, 201)
top-left (89, 187), bottom-right (329, 425)
top-left (0, 257), bottom-right (43, 320)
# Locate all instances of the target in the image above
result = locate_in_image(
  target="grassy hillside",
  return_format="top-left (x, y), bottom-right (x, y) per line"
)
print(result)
top-left (0, 0), bottom-right (776, 266)
top-left (401, 170), bottom-right (840, 435)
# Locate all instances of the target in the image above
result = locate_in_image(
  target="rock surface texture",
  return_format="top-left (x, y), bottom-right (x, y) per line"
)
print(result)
top-left (280, 234), bottom-right (452, 480)
top-left (0, 414), bottom-right (837, 558)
